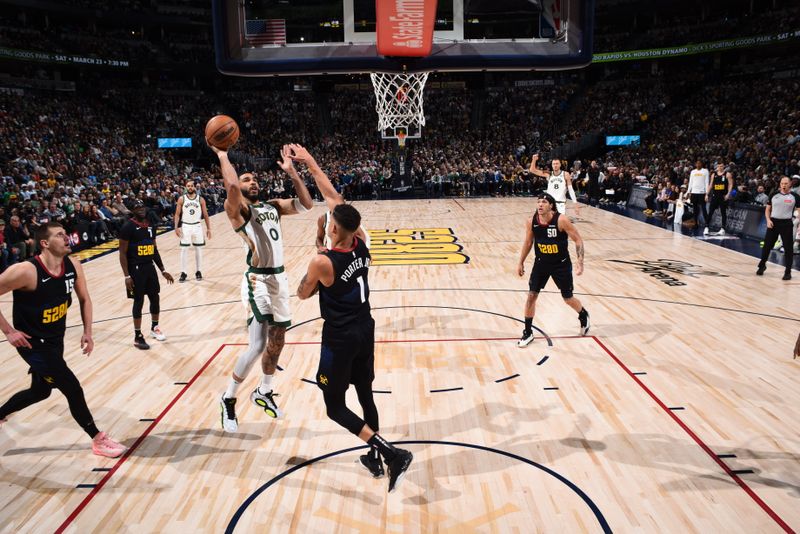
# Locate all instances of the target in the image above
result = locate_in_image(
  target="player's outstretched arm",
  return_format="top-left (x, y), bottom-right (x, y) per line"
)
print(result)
top-left (528, 154), bottom-right (550, 178)
top-left (209, 144), bottom-right (245, 227)
top-left (287, 143), bottom-right (343, 211)
top-left (271, 144), bottom-right (314, 216)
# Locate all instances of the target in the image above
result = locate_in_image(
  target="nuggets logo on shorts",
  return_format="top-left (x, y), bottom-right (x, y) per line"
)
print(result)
top-left (368, 228), bottom-right (469, 266)
top-left (318, 374), bottom-right (329, 386)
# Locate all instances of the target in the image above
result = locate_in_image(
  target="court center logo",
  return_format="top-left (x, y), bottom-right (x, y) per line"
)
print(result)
top-left (608, 258), bottom-right (727, 286)
top-left (368, 228), bottom-right (469, 266)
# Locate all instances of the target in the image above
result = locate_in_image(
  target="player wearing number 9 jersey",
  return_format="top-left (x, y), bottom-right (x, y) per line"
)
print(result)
top-left (516, 193), bottom-right (590, 348)
top-left (210, 143), bottom-right (313, 432)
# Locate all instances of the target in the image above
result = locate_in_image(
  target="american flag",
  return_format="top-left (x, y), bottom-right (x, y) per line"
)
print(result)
top-left (245, 19), bottom-right (286, 45)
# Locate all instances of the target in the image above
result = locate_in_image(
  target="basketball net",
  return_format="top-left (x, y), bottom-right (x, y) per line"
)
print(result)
top-left (370, 71), bottom-right (429, 142)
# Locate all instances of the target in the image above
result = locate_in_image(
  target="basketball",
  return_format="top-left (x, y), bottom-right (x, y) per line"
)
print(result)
top-left (204, 115), bottom-right (239, 150)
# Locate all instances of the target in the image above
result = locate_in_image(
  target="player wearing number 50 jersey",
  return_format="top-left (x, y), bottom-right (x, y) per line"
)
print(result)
top-left (174, 180), bottom-right (211, 282)
top-left (516, 193), bottom-right (590, 348)
top-left (210, 143), bottom-right (313, 432)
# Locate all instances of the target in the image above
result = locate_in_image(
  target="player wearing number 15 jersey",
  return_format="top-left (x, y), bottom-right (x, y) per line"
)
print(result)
top-left (210, 143), bottom-right (313, 432)
top-left (0, 222), bottom-right (125, 458)
top-left (516, 193), bottom-right (590, 347)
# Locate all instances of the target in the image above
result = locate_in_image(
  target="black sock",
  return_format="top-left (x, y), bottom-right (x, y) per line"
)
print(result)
top-left (524, 317), bottom-right (533, 331)
top-left (368, 433), bottom-right (397, 462)
top-left (134, 329), bottom-right (142, 338)
top-left (369, 444), bottom-right (381, 461)
top-left (579, 307), bottom-right (586, 316)
top-left (84, 422), bottom-right (100, 439)
top-left (151, 321), bottom-right (158, 331)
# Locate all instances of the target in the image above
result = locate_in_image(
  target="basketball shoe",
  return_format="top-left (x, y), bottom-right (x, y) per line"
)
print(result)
top-left (150, 326), bottom-right (167, 341)
top-left (196, 271), bottom-right (203, 281)
top-left (579, 309), bottom-right (591, 336)
top-left (251, 388), bottom-right (282, 418)
top-left (179, 272), bottom-right (188, 283)
top-left (387, 449), bottom-right (413, 493)
top-left (220, 396), bottom-right (238, 432)
top-left (92, 432), bottom-right (125, 458)
top-left (134, 333), bottom-right (150, 350)
top-left (358, 454), bottom-right (385, 478)
top-left (517, 329), bottom-right (534, 348)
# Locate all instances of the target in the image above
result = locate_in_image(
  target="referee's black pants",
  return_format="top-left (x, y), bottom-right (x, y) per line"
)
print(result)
top-left (759, 218), bottom-right (794, 273)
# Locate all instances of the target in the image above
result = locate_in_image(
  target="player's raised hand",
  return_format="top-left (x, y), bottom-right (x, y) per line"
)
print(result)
top-left (286, 144), bottom-right (316, 166)
top-left (277, 144), bottom-right (296, 173)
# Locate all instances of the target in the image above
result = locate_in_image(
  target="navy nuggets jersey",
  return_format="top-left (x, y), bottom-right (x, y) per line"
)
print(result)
top-left (319, 237), bottom-right (371, 328)
top-left (533, 212), bottom-right (570, 265)
top-left (120, 219), bottom-right (156, 265)
top-left (12, 256), bottom-right (77, 341)
top-left (711, 173), bottom-right (728, 195)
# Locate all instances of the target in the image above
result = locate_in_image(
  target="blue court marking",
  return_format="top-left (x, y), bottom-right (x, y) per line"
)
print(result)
top-left (430, 387), bottom-right (464, 393)
top-left (225, 440), bottom-right (612, 534)
top-left (536, 356), bottom-right (549, 366)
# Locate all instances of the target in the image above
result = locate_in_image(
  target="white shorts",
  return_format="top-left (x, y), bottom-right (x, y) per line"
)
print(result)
top-left (556, 201), bottom-right (566, 214)
top-left (240, 270), bottom-right (291, 327)
top-left (180, 223), bottom-right (205, 246)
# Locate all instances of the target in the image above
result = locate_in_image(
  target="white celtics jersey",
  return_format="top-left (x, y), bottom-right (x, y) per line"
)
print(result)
top-left (323, 210), bottom-right (371, 249)
top-left (547, 171), bottom-right (567, 203)
top-left (237, 202), bottom-right (284, 269)
top-left (182, 194), bottom-right (202, 224)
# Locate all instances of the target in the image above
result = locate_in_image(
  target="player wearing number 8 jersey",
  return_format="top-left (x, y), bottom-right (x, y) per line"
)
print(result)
top-left (210, 143), bottom-right (313, 432)
top-left (528, 155), bottom-right (581, 216)
top-left (516, 193), bottom-right (590, 347)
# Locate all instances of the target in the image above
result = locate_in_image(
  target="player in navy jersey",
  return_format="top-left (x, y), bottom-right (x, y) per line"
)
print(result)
top-left (0, 222), bottom-right (125, 458)
top-left (119, 199), bottom-right (174, 350)
top-left (516, 192), bottom-right (590, 347)
top-left (292, 144), bottom-right (413, 493)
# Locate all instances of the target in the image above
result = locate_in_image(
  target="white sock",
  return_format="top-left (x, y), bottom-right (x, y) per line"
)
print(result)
top-left (224, 378), bottom-right (241, 399)
top-left (258, 374), bottom-right (273, 395)
top-left (195, 246), bottom-right (202, 272)
top-left (180, 246), bottom-right (188, 273)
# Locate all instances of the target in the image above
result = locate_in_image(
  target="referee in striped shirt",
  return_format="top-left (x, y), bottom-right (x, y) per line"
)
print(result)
top-left (757, 176), bottom-right (800, 280)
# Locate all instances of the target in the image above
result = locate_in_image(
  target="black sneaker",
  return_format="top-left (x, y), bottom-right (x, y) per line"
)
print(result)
top-left (579, 309), bottom-right (591, 336)
top-left (134, 335), bottom-right (150, 350)
top-left (783, 272), bottom-right (792, 281)
top-left (756, 265), bottom-right (765, 276)
top-left (179, 272), bottom-right (188, 283)
top-left (517, 329), bottom-right (534, 348)
top-left (358, 454), bottom-right (385, 478)
top-left (195, 271), bottom-right (203, 281)
top-left (387, 449), bottom-right (413, 493)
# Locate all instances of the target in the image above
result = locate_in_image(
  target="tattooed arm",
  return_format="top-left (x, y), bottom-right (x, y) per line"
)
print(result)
top-left (296, 254), bottom-right (334, 300)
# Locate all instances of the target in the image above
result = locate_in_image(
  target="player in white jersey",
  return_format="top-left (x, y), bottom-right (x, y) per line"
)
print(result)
top-left (316, 209), bottom-right (371, 252)
top-left (210, 144), bottom-right (313, 432)
top-left (528, 155), bottom-right (580, 216)
top-left (174, 180), bottom-right (211, 282)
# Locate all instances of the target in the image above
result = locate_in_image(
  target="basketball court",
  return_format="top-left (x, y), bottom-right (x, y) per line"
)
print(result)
top-left (1, 0), bottom-right (799, 532)
top-left (0, 198), bottom-right (797, 532)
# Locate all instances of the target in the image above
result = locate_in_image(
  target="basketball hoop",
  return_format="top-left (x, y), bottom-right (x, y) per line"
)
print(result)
top-left (370, 71), bottom-right (429, 142)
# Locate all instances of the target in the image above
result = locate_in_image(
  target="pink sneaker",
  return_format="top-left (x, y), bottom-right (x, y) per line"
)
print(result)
top-left (92, 432), bottom-right (125, 458)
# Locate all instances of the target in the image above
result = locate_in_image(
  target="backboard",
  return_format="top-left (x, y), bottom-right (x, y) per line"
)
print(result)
top-left (213, 0), bottom-right (594, 76)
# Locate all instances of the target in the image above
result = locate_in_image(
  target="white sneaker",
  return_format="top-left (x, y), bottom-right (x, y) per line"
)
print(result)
top-left (150, 326), bottom-right (166, 341)
top-left (251, 388), bottom-right (283, 418)
top-left (517, 329), bottom-right (535, 348)
top-left (703, 227), bottom-right (709, 235)
top-left (717, 229), bottom-right (726, 236)
top-left (220, 396), bottom-right (238, 432)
